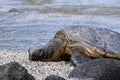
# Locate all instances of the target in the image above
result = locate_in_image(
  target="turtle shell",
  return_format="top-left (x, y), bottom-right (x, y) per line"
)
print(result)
top-left (63, 26), bottom-right (120, 55)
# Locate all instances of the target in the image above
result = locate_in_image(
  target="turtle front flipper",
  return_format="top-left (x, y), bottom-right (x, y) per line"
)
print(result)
top-left (71, 53), bottom-right (92, 66)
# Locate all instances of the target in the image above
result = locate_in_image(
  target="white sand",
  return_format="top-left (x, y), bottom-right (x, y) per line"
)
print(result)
top-left (0, 53), bottom-right (74, 80)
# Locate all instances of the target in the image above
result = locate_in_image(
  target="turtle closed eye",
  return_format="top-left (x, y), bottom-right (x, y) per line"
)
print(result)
top-left (38, 49), bottom-right (49, 59)
top-left (38, 49), bottom-right (44, 56)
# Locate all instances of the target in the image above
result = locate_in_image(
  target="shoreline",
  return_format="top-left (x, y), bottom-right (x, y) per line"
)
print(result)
top-left (0, 53), bottom-right (73, 80)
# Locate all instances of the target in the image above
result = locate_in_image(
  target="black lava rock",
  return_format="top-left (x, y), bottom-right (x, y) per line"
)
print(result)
top-left (45, 75), bottom-right (66, 80)
top-left (69, 58), bottom-right (120, 80)
top-left (9, 8), bottom-right (18, 13)
top-left (0, 62), bottom-right (35, 80)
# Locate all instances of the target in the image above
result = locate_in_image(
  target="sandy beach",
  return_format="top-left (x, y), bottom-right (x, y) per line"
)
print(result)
top-left (0, 53), bottom-right (73, 80)
top-left (0, 0), bottom-right (120, 80)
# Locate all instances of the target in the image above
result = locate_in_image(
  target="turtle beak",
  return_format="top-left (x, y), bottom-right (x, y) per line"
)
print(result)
top-left (28, 48), bottom-right (33, 61)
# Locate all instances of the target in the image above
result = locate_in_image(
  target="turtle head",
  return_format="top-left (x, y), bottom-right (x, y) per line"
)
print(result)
top-left (28, 46), bottom-right (54, 61)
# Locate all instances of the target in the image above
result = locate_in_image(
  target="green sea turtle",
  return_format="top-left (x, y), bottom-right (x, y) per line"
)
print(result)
top-left (28, 26), bottom-right (120, 66)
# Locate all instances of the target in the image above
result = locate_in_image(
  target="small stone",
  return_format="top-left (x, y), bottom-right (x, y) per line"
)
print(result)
top-left (45, 75), bottom-right (66, 80)
top-left (9, 8), bottom-right (18, 13)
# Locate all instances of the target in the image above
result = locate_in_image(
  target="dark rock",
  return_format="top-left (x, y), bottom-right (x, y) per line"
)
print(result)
top-left (45, 75), bottom-right (66, 80)
top-left (0, 62), bottom-right (35, 80)
top-left (69, 58), bottom-right (120, 80)
top-left (9, 8), bottom-right (18, 13)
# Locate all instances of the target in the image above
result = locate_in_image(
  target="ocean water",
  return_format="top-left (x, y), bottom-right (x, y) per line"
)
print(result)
top-left (0, 0), bottom-right (120, 53)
